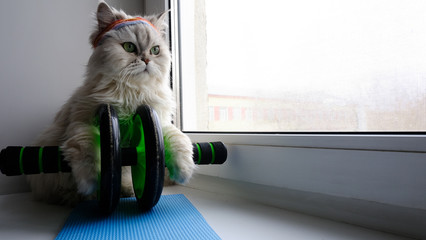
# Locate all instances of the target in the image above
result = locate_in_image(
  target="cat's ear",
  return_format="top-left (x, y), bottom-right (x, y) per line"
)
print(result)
top-left (97, 2), bottom-right (117, 30)
top-left (150, 10), bottom-right (170, 38)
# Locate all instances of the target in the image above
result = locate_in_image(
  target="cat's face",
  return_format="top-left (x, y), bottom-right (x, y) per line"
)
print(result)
top-left (88, 3), bottom-right (170, 84)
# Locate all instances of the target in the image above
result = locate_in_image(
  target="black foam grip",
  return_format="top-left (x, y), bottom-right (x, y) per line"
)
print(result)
top-left (0, 146), bottom-right (71, 176)
top-left (192, 144), bottom-right (199, 164)
top-left (41, 146), bottom-right (70, 173)
top-left (42, 146), bottom-right (60, 173)
top-left (196, 142), bottom-right (213, 165)
top-left (0, 146), bottom-right (22, 176)
top-left (193, 142), bottom-right (227, 165)
top-left (22, 147), bottom-right (41, 174)
top-left (210, 142), bottom-right (227, 164)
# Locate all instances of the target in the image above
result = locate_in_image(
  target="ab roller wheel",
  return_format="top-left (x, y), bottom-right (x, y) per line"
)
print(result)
top-left (97, 104), bottom-right (121, 215)
top-left (130, 105), bottom-right (165, 211)
top-left (0, 104), bottom-right (227, 214)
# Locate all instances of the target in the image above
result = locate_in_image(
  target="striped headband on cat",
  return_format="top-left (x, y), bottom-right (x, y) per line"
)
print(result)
top-left (93, 17), bottom-right (157, 48)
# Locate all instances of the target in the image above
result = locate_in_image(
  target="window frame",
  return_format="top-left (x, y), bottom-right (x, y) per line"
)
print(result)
top-left (168, 0), bottom-right (426, 151)
top-left (150, 1), bottom-right (426, 236)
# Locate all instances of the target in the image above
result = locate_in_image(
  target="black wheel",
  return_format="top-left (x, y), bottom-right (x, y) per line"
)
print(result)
top-left (131, 105), bottom-right (164, 211)
top-left (97, 104), bottom-right (122, 215)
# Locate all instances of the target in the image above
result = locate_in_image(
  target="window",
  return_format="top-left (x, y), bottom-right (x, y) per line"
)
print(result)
top-left (178, 0), bottom-right (426, 132)
top-left (170, 0), bottom-right (426, 210)
top-left (165, 1), bottom-right (425, 236)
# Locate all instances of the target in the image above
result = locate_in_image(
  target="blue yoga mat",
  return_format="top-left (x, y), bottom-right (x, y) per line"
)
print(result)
top-left (56, 194), bottom-right (221, 240)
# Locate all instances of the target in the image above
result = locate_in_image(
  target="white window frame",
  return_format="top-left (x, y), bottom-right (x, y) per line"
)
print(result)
top-left (151, 0), bottom-right (426, 237)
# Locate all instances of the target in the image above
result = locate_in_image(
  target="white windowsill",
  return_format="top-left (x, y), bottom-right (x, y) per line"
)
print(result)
top-left (186, 133), bottom-right (426, 239)
top-left (0, 184), bottom-right (414, 240)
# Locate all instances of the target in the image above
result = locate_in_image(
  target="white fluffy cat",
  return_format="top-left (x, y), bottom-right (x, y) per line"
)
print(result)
top-left (27, 2), bottom-right (195, 205)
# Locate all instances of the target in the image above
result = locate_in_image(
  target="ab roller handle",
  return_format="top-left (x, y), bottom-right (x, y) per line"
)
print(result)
top-left (193, 142), bottom-right (227, 165)
top-left (0, 146), bottom-right (70, 176)
top-left (0, 142), bottom-right (227, 177)
top-left (0, 104), bottom-right (227, 215)
top-left (0, 146), bottom-right (129, 176)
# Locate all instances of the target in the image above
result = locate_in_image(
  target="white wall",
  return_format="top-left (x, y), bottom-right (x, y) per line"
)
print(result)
top-left (0, 1), bottom-right (143, 195)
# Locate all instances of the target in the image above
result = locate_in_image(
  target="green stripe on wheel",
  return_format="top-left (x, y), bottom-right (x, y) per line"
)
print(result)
top-left (196, 143), bottom-right (202, 164)
top-left (131, 114), bottom-right (147, 200)
top-left (38, 147), bottom-right (44, 173)
top-left (19, 147), bottom-right (24, 174)
top-left (209, 142), bottom-right (216, 164)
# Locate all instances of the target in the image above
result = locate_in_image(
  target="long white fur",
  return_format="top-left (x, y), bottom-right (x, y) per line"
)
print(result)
top-left (27, 2), bottom-right (195, 205)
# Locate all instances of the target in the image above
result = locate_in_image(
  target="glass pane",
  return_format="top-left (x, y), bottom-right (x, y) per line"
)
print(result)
top-left (179, 0), bottom-right (426, 132)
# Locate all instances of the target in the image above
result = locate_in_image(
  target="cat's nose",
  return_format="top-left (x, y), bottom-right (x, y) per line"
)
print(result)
top-left (142, 57), bottom-right (150, 64)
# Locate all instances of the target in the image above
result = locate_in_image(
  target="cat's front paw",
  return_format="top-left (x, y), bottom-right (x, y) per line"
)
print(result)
top-left (62, 129), bottom-right (99, 196)
top-left (167, 148), bottom-right (195, 184)
top-left (163, 125), bottom-right (196, 184)
top-left (70, 158), bottom-right (98, 196)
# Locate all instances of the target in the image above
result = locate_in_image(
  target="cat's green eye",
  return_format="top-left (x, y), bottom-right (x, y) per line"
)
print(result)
top-left (123, 42), bottom-right (136, 53)
top-left (150, 45), bottom-right (160, 55)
